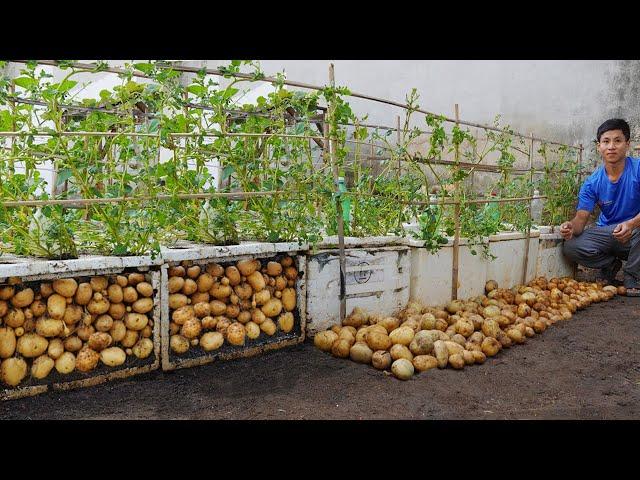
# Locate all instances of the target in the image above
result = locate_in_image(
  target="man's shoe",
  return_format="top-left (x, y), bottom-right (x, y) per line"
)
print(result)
top-left (598, 258), bottom-right (622, 285)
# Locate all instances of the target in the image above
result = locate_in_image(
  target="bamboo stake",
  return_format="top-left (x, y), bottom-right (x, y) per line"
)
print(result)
top-left (573, 143), bottom-right (584, 279)
top-left (328, 63), bottom-right (347, 324)
top-left (521, 133), bottom-right (535, 285)
top-left (452, 104), bottom-right (461, 301)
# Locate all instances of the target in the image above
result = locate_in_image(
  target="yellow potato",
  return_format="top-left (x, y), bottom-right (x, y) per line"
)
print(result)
top-left (274, 311), bottom-right (293, 333)
top-left (254, 289), bottom-right (271, 306)
top-left (261, 298), bottom-right (283, 318)
top-left (314, 330), bottom-right (338, 352)
top-left (237, 259), bottom-right (260, 277)
top-left (433, 340), bottom-right (449, 368)
top-left (168, 276), bottom-right (185, 294)
top-left (390, 343), bottom-right (414, 362)
top-left (169, 293), bottom-right (189, 310)
top-left (170, 334), bottom-right (190, 354)
top-left (76, 347), bottom-right (101, 372)
top-left (127, 273), bottom-right (145, 286)
top-left (412, 355), bottom-right (438, 372)
top-left (169, 266), bottom-right (186, 278)
top-left (1, 357), bottom-right (27, 386)
top-left (0, 286), bottom-right (15, 301)
top-left (0, 327), bottom-right (17, 359)
top-left (281, 288), bottom-right (296, 312)
top-left (52, 279), bottom-right (78, 299)
top-left (88, 332), bottom-right (113, 351)
top-left (132, 338), bottom-right (154, 359)
top-left (106, 284), bottom-right (124, 304)
top-left (87, 297), bottom-right (110, 316)
top-left (245, 321), bottom-right (260, 339)
top-left (132, 297), bottom-right (154, 314)
top-left (260, 319), bottom-right (277, 336)
top-left (200, 332), bottom-right (224, 352)
top-left (55, 351), bottom-right (76, 374)
top-left (47, 294), bottom-right (67, 320)
top-left (226, 323), bottom-right (246, 346)
top-left (448, 353), bottom-right (465, 369)
top-left (63, 304), bottom-right (83, 326)
top-left (186, 265), bottom-right (201, 279)
top-left (267, 261), bottom-right (283, 277)
top-left (31, 355), bottom-right (55, 379)
top-left (181, 278), bottom-right (198, 296)
top-left (100, 347), bottom-right (126, 367)
top-left (35, 317), bottom-right (64, 338)
top-left (210, 284), bottom-right (232, 300)
top-left (71, 283), bottom-right (92, 306)
top-left (90, 276), bottom-right (108, 292)
top-left (11, 288), bottom-right (34, 308)
top-left (247, 271), bottom-right (266, 292)
top-left (225, 266), bottom-right (242, 286)
top-left (108, 302), bottom-right (126, 320)
top-left (121, 330), bottom-right (139, 348)
top-left (366, 331), bottom-right (392, 351)
top-left (116, 275), bottom-right (128, 287)
top-left (123, 286), bottom-right (139, 304)
top-left (284, 266), bottom-right (298, 281)
top-left (225, 304), bottom-right (240, 319)
top-left (109, 320), bottom-right (127, 343)
top-left (47, 338), bottom-right (64, 359)
top-left (63, 335), bottom-right (83, 352)
top-left (180, 318), bottom-right (202, 340)
top-left (125, 313), bottom-right (149, 331)
top-left (372, 350), bottom-right (392, 370)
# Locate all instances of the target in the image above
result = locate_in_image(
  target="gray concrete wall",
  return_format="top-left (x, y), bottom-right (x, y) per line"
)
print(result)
top-left (223, 60), bottom-right (640, 169)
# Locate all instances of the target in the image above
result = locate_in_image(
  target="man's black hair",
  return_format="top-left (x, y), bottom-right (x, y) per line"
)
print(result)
top-left (596, 118), bottom-right (630, 142)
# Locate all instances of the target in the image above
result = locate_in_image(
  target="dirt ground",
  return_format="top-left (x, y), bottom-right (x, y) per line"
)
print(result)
top-left (2, 293), bottom-right (639, 420)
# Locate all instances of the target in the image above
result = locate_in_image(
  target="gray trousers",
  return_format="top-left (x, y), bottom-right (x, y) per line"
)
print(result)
top-left (562, 225), bottom-right (640, 288)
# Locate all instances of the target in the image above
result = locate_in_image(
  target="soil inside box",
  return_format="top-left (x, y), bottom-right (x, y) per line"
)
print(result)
top-left (4, 293), bottom-right (639, 419)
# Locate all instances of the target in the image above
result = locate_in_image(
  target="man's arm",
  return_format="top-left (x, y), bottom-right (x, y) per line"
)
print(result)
top-left (559, 210), bottom-right (591, 240)
top-left (612, 211), bottom-right (640, 244)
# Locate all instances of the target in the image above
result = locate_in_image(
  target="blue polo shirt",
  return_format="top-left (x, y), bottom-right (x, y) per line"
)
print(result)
top-left (577, 157), bottom-right (640, 226)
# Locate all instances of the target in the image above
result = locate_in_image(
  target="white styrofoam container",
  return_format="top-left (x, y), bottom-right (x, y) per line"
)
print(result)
top-left (306, 245), bottom-right (410, 335)
top-left (160, 242), bottom-right (307, 371)
top-left (406, 237), bottom-right (490, 307)
top-left (486, 230), bottom-right (540, 288)
top-left (536, 227), bottom-right (575, 279)
top-left (0, 254), bottom-right (162, 401)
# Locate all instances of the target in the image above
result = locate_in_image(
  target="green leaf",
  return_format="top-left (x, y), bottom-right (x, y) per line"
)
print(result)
top-left (222, 165), bottom-right (235, 181)
top-left (56, 168), bottom-right (73, 186)
top-left (133, 63), bottom-right (154, 75)
top-left (55, 80), bottom-right (77, 93)
top-left (222, 87), bottom-right (239, 100)
top-left (187, 84), bottom-right (205, 96)
top-left (13, 77), bottom-right (36, 89)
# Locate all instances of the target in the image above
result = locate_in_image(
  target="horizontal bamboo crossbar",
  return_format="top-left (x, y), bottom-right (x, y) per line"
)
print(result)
top-left (0, 191), bottom-right (284, 207)
top-left (9, 61), bottom-right (579, 150)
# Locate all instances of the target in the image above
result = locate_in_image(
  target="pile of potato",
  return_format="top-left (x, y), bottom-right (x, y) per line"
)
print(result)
top-left (168, 255), bottom-right (299, 356)
top-left (0, 272), bottom-right (156, 388)
top-left (314, 276), bottom-right (624, 380)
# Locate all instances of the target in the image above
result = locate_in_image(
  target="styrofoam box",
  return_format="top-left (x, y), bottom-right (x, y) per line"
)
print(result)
top-left (536, 228), bottom-right (575, 279)
top-left (486, 230), bottom-right (540, 288)
top-left (0, 254), bottom-right (161, 401)
top-left (306, 245), bottom-right (410, 335)
top-left (406, 237), bottom-right (489, 307)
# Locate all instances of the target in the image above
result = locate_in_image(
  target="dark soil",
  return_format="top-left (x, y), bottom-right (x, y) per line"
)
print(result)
top-left (2, 294), bottom-right (639, 420)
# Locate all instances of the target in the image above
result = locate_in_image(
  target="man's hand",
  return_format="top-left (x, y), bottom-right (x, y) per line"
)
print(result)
top-left (560, 221), bottom-right (574, 240)
top-left (612, 221), bottom-right (633, 244)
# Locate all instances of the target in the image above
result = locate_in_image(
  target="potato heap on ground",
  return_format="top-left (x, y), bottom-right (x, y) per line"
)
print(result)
top-left (0, 272), bottom-right (156, 388)
top-left (314, 276), bottom-right (623, 380)
top-left (168, 255), bottom-right (298, 356)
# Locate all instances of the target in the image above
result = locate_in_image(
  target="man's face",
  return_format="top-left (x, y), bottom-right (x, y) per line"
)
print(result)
top-left (597, 129), bottom-right (630, 164)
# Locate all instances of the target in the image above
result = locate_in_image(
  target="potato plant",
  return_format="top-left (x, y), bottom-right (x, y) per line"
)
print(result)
top-left (168, 254), bottom-right (300, 357)
top-left (0, 271), bottom-right (156, 388)
top-left (314, 276), bottom-right (620, 380)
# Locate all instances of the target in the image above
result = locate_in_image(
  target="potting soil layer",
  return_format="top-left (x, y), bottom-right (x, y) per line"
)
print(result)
top-left (2, 295), bottom-right (639, 419)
